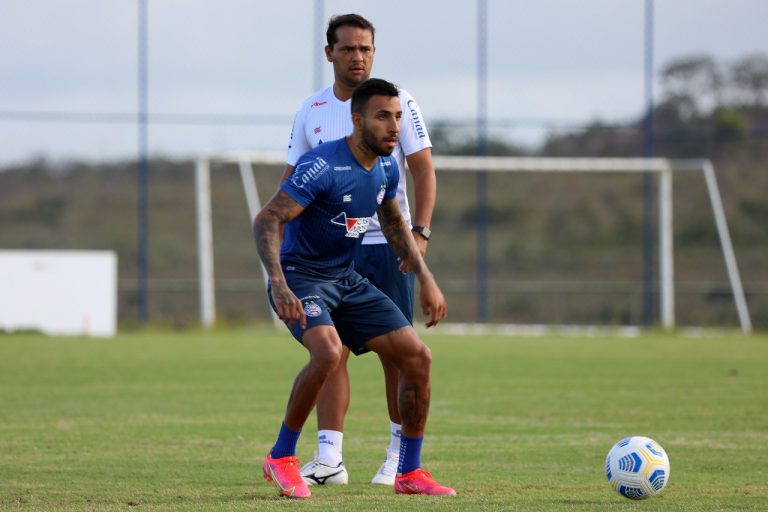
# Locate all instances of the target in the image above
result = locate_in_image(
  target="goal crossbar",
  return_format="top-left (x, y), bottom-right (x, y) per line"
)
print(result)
top-left (194, 152), bottom-right (752, 334)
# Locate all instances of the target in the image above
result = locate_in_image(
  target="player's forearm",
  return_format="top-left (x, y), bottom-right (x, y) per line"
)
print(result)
top-left (411, 252), bottom-right (436, 287)
top-left (412, 180), bottom-right (435, 229)
top-left (408, 161), bottom-right (436, 228)
top-left (383, 220), bottom-right (415, 262)
top-left (253, 212), bottom-right (286, 284)
top-left (382, 218), bottom-right (434, 281)
top-left (253, 190), bottom-right (304, 284)
top-left (380, 198), bottom-right (433, 277)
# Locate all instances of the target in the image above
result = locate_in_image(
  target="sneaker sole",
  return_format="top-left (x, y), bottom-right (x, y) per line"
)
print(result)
top-left (263, 463), bottom-right (311, 499)
top-left (371, 476), bottom-right (395, 485)
top-left (302, 474), bottom-right (349, 486)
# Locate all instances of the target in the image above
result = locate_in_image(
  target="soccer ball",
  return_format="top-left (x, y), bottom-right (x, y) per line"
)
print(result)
top-left (605, 436), bottom-right (670, 500)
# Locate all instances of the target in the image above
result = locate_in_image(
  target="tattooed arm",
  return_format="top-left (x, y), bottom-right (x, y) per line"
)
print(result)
top-left (378, 198), bottom-right (422, 274)
top-left (253, 189), bottom-right (306, 328)
top-left (377, 198), bottom-right (447, 327)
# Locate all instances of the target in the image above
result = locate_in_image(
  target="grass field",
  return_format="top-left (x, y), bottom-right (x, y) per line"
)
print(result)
top-left (1, 327), bottom-right (767, 511)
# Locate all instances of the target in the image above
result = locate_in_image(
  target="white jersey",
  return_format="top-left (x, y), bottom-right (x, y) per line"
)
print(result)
top-left (285, 85), bottom-right (431, 244)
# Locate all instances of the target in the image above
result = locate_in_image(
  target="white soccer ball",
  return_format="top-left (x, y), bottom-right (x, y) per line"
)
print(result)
top-left (605, 436), bottom-right (670, 500)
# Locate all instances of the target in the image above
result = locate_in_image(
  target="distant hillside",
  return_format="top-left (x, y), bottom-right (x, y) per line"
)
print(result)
top-left (2, 140), bottom-right (765, 331)
top-left (2, 53), bottom-right (767, 330)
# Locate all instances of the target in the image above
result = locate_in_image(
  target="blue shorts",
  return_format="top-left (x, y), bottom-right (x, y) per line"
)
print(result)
top-left (355, 243), bottom-right (415, 324)
top-left (268, 268), bottom-right (410, 355)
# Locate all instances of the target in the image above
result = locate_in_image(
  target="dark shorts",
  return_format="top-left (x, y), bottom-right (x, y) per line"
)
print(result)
top-left (268, 269), bottom-right (410, 355)
top-left (354, 243), bottom-right (415, 324)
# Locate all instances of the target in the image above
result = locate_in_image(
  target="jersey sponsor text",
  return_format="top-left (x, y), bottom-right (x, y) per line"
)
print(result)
top-left (291, 157), bottom-right (329, 188)
top-left (330, 212), bottom-right (371, 238)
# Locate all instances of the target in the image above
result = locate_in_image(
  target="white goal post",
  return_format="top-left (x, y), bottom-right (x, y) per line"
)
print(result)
top-left (194, 151), bottom-right (752, 334)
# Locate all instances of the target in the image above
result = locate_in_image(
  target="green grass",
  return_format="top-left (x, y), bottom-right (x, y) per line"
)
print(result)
top-left (1, 327), bottom-right (767, 511)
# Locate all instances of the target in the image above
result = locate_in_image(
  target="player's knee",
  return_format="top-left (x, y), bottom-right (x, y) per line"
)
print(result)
top-left (317, 345), bottom-right (343, 372)
top-left (416, 342), bottom-right (432, 368)
top-left (400, 341), bottom-right (431, 376)
top-left (309, 339), bottom-right (344, 372)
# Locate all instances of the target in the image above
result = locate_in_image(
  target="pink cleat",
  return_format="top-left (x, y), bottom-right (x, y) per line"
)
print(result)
top-left (395, 468), bottom-right (456, 496)
top-left (262, 452), bottom-right (311, 499)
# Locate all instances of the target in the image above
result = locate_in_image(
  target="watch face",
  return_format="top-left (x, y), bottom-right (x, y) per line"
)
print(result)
top-left (413, 226), bottom-right (430, 240)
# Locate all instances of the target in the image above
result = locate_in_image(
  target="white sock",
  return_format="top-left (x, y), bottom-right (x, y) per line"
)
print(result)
top-left (387, 421), bottom-right (402, 458)
top-left (317, 430), bottom-right (343, 465)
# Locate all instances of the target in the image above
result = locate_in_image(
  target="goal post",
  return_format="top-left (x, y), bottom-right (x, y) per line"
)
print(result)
top-left (194, 152), bottom-right (752, 334)
top-left (195, 151), bottom-right (284, 329)
top-left (428, 156), bottom-right (751, 334)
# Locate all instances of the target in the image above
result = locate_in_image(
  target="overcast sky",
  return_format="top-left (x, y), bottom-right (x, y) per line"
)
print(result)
top-left (1, 0), bottom-right (766, 164)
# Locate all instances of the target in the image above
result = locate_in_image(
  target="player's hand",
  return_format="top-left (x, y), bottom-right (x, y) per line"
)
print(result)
top-left (419, 279), bottom-right (447, 328)
top-left (270, 282), bottom-right (306, 330)
top-left (397, 256), bottom-right (414, 274)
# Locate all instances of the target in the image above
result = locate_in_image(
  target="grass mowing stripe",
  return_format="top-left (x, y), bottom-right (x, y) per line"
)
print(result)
top-left (1, 328), bottom-right (766, 511)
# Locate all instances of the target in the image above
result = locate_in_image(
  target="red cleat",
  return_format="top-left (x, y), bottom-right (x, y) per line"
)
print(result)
top-left (262, 452), bottom-right (311, 499)
top-left (395, 468), bottom-right (456, 496)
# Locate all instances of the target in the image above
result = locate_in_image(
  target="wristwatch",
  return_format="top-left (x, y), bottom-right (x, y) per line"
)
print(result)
top-left (411, 225), bottom-right (431, 241)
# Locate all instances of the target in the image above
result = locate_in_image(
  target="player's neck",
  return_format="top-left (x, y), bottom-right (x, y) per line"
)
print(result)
top-left (332, 82), bottom-right (356, 102)
top-left (346, 135), bottom-right (377, 171)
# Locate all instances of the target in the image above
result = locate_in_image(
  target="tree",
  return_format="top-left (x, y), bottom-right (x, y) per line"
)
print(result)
top-left (730, 53), bottom-right (768, 107)
top-left (660, 54), bottom-right (723, 119)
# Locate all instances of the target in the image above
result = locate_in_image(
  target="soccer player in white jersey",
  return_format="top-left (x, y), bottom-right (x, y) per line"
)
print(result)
top-left (281, 14), bottom-right (436, 487)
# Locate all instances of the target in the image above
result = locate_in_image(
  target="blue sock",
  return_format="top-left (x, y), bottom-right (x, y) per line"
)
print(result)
top-left (271, 422), bottom-right (301, 458)
top-left (397, 434), bottom-right (423, 475)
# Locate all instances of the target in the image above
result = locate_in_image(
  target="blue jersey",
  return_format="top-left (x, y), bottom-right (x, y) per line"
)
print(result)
top-left (280, 138), bottom-right (399, 277)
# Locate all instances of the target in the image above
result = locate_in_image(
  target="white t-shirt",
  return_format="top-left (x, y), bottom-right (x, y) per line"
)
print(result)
top-left (285, 86), bottom-right (432, 244)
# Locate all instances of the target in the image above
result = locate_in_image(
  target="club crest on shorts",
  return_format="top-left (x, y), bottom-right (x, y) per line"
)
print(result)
top-left (303, 301), bottom-right (322, 317)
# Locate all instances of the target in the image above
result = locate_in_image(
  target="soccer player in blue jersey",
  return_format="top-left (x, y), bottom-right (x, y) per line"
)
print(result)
top-left (255, 79), bottom-right (454, 499)
top-left (285, 13), bottom-right (437, 487)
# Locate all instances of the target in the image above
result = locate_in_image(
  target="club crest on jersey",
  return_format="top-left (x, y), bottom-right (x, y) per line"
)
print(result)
top-left (331, 212), bottom-right (370, 238)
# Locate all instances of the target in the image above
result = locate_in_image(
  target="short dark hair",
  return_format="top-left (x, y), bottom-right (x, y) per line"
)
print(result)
top-left (351, 78), bottom-right (399, 115)
top-left (326, 13), bottom-right (375, 48)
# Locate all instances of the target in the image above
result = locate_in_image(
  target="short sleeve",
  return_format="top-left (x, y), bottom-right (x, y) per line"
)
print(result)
top-left (285, 105), bottom-right (312, 167)
top-left (397, 89), bottom-right (432, 157)
top-left (384, 158), bottom-right (399, 202)
top-left (280, 153), bottom-right (333, 207)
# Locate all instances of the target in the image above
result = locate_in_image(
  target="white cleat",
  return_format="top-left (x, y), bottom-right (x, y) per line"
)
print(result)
top-left (371, 452), bottom-right (399, 485)
top-left (299, 458), bottom-right (349, 486)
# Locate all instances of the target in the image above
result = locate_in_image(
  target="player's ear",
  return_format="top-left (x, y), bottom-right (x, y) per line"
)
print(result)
top-left (351, 111), bottom-right (363, 129)
top-left (324, 45), bottom-right (333, 62)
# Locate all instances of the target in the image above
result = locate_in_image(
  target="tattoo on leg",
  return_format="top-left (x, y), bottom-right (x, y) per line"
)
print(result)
top-left (399, 383), bottom-right (430, 433)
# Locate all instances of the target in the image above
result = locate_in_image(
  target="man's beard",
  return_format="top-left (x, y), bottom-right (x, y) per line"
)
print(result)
top-left (362, 125), bottom-right (395, 157)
